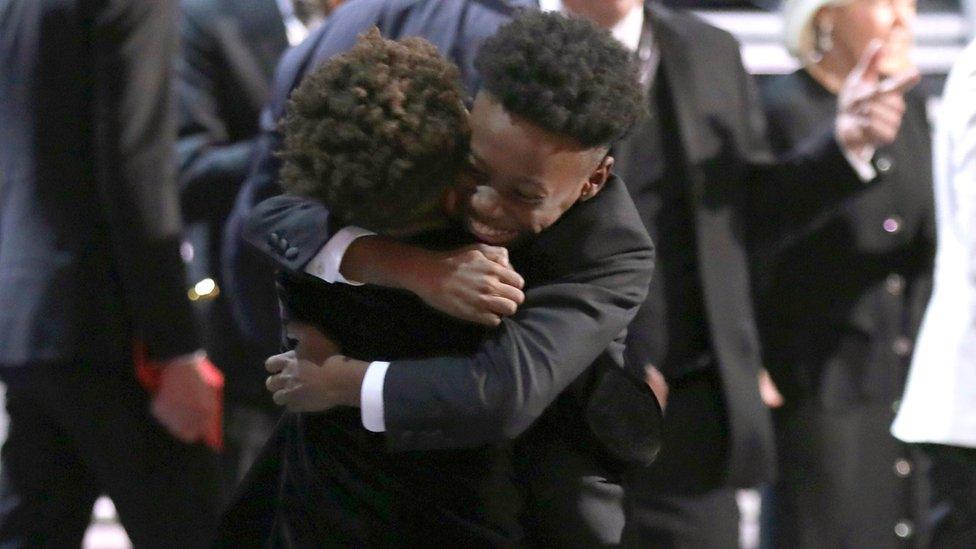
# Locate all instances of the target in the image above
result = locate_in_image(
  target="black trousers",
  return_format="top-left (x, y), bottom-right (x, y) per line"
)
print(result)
top-left (922, 444), bottom-right (976, 549)
top-left (622, 369), bottom-right (740, 549)
top-left (220, 402), bottom-right (280, 503)
top-left (0, 360), bottom-right (221, 548)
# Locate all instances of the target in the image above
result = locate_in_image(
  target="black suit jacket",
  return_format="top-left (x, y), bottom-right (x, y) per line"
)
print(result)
top-left (0, 0), bottom-right (198, 368)
top-left (239, 176), bottom-right (655, 543)
top-left (620, 6), bottom-right (869, 487)
top-left (249, 177), bottom-right (657, 453)
top-left (176, 0), bottom-right (288, 403)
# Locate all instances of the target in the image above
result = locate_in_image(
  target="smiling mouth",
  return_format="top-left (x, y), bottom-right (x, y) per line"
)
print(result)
top-left (468, 217), bottom-right (519, 245)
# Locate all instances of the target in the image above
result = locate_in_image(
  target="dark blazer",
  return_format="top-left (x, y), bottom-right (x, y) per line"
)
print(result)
top-left (754, 69), bottom-right (934, 548)
top-left (176, 0), bottom-right (289, 403)
top-left (232, 176), bottom-right (655, 544)
top-left (0, 0), bottom-right (198, 367)
top-left (620, 6), bottom-right (868, 488)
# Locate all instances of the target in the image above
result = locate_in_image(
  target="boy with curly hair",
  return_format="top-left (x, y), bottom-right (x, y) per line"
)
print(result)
top-left (224, 12), bottom-right (654, 546)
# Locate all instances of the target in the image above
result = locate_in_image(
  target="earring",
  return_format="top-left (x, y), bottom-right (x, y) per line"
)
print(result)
top-left (814, 19), bottom-right (834, 58)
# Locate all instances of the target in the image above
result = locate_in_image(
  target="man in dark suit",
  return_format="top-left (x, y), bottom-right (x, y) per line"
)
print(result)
top-left (579, 1), bottom-right (917, 546)
top-left (0, 1), bottom-right (221, 546)
top-left (175, 0), bottom-right (345, 492)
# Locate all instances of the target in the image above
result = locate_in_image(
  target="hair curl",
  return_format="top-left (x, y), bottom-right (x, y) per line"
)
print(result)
top-left (279, 28), bottom-right (469, 232)
top-left (475, 10), bottom-right (644, 148)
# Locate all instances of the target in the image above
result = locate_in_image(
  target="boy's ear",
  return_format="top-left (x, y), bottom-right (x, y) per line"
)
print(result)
top-left (579, 155), bottom-right (613, 202)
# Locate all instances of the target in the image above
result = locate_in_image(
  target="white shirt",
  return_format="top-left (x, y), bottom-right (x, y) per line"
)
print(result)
top-left (538, 0), bottom-right (644, 53)
top-left (275, 0), bottom-right (315, 46)
top-left (891, 39), bottom-right (976, 449)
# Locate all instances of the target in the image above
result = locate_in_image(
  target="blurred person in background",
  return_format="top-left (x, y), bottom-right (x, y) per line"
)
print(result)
top-left (754, 0), bottom-right (934, 546)
top-left (0, 0), bottom-right (221, 546)
top-left (892, 37), bottom-right (976, 549)
top-left (175, 0), bottom-right (342, 494)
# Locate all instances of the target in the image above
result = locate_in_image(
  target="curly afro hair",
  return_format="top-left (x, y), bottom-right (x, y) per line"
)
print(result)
top-left (278, 28), bottom-right (469, 233)
top-left (475, 10), bottom-right (644, 149)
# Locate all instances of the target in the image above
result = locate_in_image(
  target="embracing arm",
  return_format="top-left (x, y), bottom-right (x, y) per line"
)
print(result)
top-left (244, 195), bottom-right (524, 325)
top-left (742, 43), bottom-right (918, 232)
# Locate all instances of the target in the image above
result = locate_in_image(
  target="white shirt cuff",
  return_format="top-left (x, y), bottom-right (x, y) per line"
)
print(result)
top-left (303, 226), bottom-right (375, 285)
top-left (360, 361), bottom-right (389, 432)
top-left (838, 138), bottom-right (877, 182)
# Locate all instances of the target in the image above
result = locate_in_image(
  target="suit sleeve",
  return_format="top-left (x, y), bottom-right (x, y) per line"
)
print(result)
top-left (176, 2), bottom-right (256, 223)
top-left (382, 187), bottom-right (655, 451)
top-left (220, 43), bottom-right (308, 349)
top-left (733, 48), bottom-right (868, 235)
top-left (244, 185), bottom-right (655, 451)
top-left (90, 0), bottom-right (199, 360)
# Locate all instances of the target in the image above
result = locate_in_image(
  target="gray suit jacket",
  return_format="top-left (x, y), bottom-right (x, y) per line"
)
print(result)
top-left (0, 0), bottom-right (198, 367)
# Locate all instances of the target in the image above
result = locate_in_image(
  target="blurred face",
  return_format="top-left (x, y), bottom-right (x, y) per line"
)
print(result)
top-left (820, 0), bottom-right (917, 74)
top-left (562, 0), bottom-right (644, 28)
top-left (446, 92), bottom-right (612, 247)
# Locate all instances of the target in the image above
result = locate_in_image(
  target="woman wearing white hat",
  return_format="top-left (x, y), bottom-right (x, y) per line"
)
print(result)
top-left (751, 0), bottom-right (935, 546)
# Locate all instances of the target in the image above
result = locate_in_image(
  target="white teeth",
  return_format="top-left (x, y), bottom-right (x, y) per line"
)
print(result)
top-left (471, 218), bottom-right (514, 238)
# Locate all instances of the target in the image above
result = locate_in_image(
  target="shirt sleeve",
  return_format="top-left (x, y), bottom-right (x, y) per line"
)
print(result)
top-left (303, 226), bottom-right (375, 285)
top-left (360, 361), bottom-right (390, 432)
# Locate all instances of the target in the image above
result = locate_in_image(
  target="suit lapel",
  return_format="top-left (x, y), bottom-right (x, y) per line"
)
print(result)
top-left (649, 6), bottom-right (721, 191)
top-left (650, 5), bottom-right (757, 374)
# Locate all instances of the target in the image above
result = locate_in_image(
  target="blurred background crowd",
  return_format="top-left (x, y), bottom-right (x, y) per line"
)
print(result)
top-left (1, 0), bottom-right (974, 547)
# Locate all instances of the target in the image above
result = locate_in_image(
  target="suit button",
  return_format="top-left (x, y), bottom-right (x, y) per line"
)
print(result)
top-left (285, 247), bottom-right (299, 260)
top-left (883, 216), bottom-right (903, 234)
top-left (876, 155), bottom-right (894, 173)
top-left (893, 337), bottom-right (913, 358)
top-left (894, 520), bottom-right (914, 539)
top-left (894, 458), bottom-right (912, 477)
top-left (885, 274), bottom-right (905, 296)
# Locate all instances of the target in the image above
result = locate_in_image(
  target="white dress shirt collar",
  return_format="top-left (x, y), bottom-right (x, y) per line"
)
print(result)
top-left (538, 0), bottom-right (644, 53)
top-left (276, 0), bottom-right (312, 46)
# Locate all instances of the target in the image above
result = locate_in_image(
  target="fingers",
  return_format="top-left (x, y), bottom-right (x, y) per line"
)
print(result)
top-left (266, 372), bottom-right (292, 394)
top-left (491, 263), bottom-right (525, 291)
top-left (852, 69), bottom-right (919, 105)
top-left (850, 39), bottom-right (885, 84)
top-left (863, 115), bottom-right (901, 146)
top-left (644, 364), bottom-right (668, 409)
top-left (877, 68), bottom-right (920, 95)
top-left (265, 350), bottom-right (295, 373)
top-left (491, 278), bottom-right (525, 306)
top-left (151, 398), bottom-right (203, 443)
top-left (272, 386), bottom-right (298, 407)
top-left (859, 98), bottom-right (905, 128)
top-left (472, 312), bottom-right (503, 327)
top-left (483, 295), bottom-right (518, 317)
top-left (759, 369), bottom-right (785, 409)
top-left (477, 244), bottom-right (511, 268)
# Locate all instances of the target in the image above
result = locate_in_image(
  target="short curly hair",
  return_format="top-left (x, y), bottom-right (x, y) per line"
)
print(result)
top-left (475, 10), bottom-right (644, 149)
top-left (278, 28), bottom-right (469, 233)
